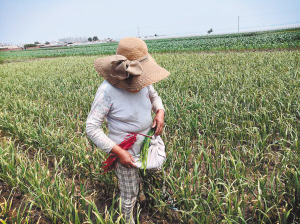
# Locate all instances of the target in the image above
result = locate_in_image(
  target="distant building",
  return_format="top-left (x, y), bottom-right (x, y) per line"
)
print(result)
top-left (7, 45), bottom-right (19, 49)
top-left (39, 43), bottom-right (67, 48)
top-left (0, 45), bottom-right (23, 51)
top-left (105, 38), bottom-right (116, 42)
top-left (59, 36), bottom-right (88, 43)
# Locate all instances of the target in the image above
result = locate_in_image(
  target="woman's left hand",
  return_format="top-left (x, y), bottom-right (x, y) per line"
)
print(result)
top-left (152, 109), bottom-right (165, 136)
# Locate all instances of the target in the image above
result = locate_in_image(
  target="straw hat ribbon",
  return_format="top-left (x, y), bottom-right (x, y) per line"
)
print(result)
top-left (110, 54), bottom-right (149, 80)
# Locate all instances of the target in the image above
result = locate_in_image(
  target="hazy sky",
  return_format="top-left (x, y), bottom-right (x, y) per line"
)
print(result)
top-left (1, 0), bottom-right (299, 44)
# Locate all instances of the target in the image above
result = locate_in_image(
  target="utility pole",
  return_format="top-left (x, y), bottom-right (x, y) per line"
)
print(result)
top-left (238, 16), bottom-right (239, 33)
top-left (138, 28), bottom-right (139, 38)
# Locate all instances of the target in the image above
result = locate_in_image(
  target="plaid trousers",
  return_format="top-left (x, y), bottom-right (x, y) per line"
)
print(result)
top-left (116, 162), bottom-right (139, 224)
top-left (116, 162), bottom-right (163, 224)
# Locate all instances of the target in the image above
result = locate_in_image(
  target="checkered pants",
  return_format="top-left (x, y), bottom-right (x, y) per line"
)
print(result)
top-left (116, 162), bottom-right (164, 224)
top-left (116, 162), bottom-right (139, 224)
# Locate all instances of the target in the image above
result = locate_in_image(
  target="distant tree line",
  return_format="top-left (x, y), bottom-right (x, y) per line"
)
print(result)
top-left (24, 44), bottom-right (37, 48)
top-left (24, 41), bottom-right (40, 48)
top-left (88, 36), bottom-right (98, 42)
top-left (24, 36), bottom-right (99, 49)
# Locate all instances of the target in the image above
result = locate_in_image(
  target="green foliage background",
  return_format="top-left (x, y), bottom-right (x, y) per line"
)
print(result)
top-left (0, 50), bottom-right (299, 223)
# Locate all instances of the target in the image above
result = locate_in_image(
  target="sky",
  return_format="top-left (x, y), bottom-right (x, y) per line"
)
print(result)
top-left (0, 0), bottom-right (300, 45)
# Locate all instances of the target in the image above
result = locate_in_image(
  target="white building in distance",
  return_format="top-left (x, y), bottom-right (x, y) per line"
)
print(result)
top-left (59, 36), bottom-right (88, 43)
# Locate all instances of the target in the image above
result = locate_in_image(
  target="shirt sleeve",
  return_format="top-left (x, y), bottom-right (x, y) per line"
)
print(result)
top-left (148, 85), bottom-right (165, 113)
top-left (86, 88), bottom-right (116, 153)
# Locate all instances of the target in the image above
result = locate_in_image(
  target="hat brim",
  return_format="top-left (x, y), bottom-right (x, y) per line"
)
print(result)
top-left (94, 54), bottom-right (170, 91)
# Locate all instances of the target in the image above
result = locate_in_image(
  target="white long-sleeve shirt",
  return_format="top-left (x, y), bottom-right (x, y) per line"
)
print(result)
top-left (86, 80), bottom-right (164, 156)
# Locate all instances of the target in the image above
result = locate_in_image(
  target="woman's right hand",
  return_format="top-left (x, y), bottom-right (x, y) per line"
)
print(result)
top-left (111, 145), bottom-right (137, 168)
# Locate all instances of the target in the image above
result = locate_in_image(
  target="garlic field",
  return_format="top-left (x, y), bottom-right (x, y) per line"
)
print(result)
top-left (0, 49), bottom-right (300, 223)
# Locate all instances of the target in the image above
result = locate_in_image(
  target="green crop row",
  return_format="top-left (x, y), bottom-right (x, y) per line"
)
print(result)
top-left (0, 51), bottom-right (299, 223)
top-left (0, 29), bottom-right (299, 63)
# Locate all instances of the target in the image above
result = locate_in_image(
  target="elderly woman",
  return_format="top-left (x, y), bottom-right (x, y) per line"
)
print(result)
top-left (86, 37), bottom-right (169, 223)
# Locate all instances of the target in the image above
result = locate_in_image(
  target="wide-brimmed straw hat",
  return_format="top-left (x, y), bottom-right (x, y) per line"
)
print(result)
top-left (94, 37), bottom-right (170, 91)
